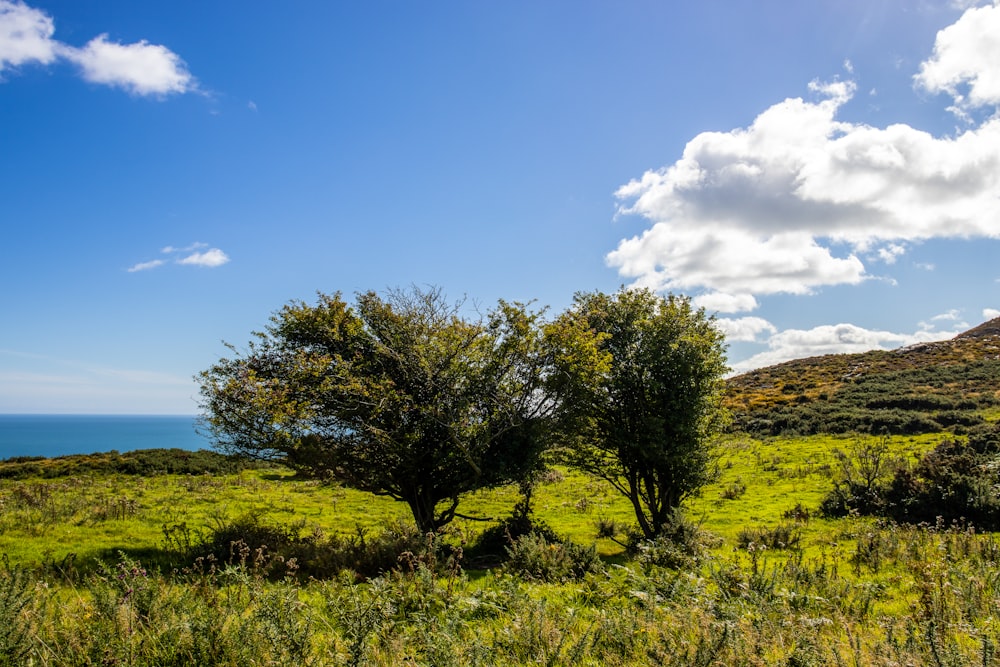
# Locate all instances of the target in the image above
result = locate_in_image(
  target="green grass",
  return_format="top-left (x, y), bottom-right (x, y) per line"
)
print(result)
top-left (0, 432), bottom-right (943, 568)
top-left (0, 432), bottom-right (995, 665)
top-left (688, 433), bottom-right (940, 544)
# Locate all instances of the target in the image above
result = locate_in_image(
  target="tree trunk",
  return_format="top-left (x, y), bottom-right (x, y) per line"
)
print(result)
top-left (405, 491), bottom-right (439, 534)
top-left (404, 488), bottom-right (459, 534)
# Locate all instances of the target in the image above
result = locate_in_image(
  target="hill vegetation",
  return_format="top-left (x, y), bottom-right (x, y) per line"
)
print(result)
top-left (725, 317), bottom-right (1000, 436)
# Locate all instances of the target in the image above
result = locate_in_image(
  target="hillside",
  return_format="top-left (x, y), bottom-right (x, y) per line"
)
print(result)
top-left (725, 317), bottom-right (1000, 436)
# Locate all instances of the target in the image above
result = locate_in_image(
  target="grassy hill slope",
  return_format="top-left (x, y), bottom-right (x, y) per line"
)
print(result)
top-left (726, 317), bottom-right (1000, 436)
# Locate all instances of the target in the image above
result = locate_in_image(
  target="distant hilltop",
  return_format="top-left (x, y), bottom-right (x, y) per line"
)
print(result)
top-left (955, 316), bottom-right (1000, 341)
top-left (725, 317), bottom-right (1000, 437)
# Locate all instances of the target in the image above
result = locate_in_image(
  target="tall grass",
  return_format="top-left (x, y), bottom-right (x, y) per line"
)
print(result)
top-left (0, 520), bottom-right (998, 665)
top-left (0, 433), bottom-right (995, 664)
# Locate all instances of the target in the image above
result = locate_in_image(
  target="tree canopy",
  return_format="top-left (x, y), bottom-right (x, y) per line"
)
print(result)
top-left (556, 288), bottom-right (729, 539)
top-left (198, 287), bottom-right (579, 533)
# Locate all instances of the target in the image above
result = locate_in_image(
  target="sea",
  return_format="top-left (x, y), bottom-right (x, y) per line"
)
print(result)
top-left (0, 414), bottom-right (212, 460)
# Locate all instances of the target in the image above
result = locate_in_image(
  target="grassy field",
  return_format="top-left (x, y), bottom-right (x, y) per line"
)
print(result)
top-left (1, 433), bottom-right (997, 665)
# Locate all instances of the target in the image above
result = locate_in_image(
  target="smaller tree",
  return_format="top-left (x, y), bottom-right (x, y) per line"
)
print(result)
top-left (555, 288), bottom-right (728, 540)
top-left (199, 287), bottom-right (568, 534)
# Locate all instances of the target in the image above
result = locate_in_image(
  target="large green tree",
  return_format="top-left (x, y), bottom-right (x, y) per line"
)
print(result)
top-left (557, 288), bottom-right (728, 539)
top-left (198, 287), bottom-right (576, 533)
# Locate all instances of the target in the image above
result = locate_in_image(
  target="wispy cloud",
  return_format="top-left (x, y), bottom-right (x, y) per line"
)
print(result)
top-left (126, 259), bottom-right (166, 273)
top-left (128, 243), bottom-right (230, 272)
top-left (162, 242), bottom-right (207, 254)
top-left (930, 309), bottom-right (963, 322)
top-left (609, 2), bottom-right (1000, 314)
top-left (0, 349), bottom-right (195, 413)
top-left (0, 0), bottom-right (195, 96)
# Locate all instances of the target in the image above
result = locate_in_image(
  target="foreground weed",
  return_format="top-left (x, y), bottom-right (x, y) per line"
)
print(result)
top-left (325, 573), bottom-right (396, 666)
top-left (0, 557), bottom-right (36, 666)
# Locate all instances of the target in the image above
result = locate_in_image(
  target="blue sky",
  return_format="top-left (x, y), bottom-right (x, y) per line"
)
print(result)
top-left (2, 1), bottom-right (999, 414)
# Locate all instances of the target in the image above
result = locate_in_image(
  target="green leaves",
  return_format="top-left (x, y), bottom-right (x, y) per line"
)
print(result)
top-left (199, 287), bottom-right (563, 533)
top-left (555, 288), bottom-right (729, 539)
top-left (199, 285), bottom-right (729, 538)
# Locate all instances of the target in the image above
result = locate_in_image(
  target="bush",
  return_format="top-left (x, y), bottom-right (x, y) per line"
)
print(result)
top-left (735, 524), bottom-right (801, 551)
top-left (191, 515), bottom-right (436, 580)
top-left (629, 510), bottom-right (717, 570)
top-left (466, 498), bottom-right (560, 568)
top-left (0, 558), bottom-right (35, 665)
top-left (503, 532), bottom-right (604, 582)
top-left (821, 425), bottom-right (1000, 531)
top-left (820, 436), bottom-right (897, 518)
top-left (883, 424), bottom-right (1000, 528)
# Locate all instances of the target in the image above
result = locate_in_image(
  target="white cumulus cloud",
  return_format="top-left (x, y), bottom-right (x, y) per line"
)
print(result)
top-left (609, 3), bottom-right (1000, 314)
top-left (177, 248), bottom-right (230, 268)
top-left (0, 0), bottom-right (194, 96)
top-left (984, 308), bottom-right (1000, 319)
top-left (915, 1), bottom-right (1000, 112)
top-left (694, 292), bottom-right (759, 313)
top-left (714, 316), bottom-right (777, 343)
top-left (0, 0), bottom-right (56, 71)
top-left (63, 34), bottom-right (194, 96)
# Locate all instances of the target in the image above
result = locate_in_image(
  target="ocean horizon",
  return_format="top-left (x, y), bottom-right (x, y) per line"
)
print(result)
top-left (0, 414), bottom-right (213, 460)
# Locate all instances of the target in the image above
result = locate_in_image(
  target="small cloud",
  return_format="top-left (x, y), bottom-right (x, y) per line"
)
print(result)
top-left (126, 259), bottom-right (165, 273)
top-left (130, 243), bottom-right (229, 272)
top-left (177, 248), bottom-right (229, 268)
top-left (875, 243), bottom-right (907, 264)
top-left (918, 309), bottom-right (969, 334)
top-left (915, 262), bottom-right (936, 271)
top-left (844, 59), bottom-right (854, 74)
top-left (931, 309), bottom-right (962, 322)
top-left (984, 308), bottom-right (1000, 319)
top-left (248, 100), bottom-right (257, 111)
top-left (63, 33), bottom-right (194, 96)
top-left (915, 1), bottom-right (1000, 113)
top-left (162, 242), bottom-right (207, 254)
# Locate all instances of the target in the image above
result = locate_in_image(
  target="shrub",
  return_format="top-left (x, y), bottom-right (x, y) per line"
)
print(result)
top-left (820, 436), bottom-right (898, 518)
top-left (629, 510), bottom-right (717, 569)
top-left (883, 424), bottom-right (1000, 529)
top-left (721, 478), bottom-right (747, 500)
top-left (192, 514), bottom-right (437, 580)
top-left (736, 523), bottom-right (802, 551)
top-left (503, 532), bottom-right (604, 582)
top-left (466, 499), bottom-right (560, 568)
top-left (0, 558), bottom-right (35, 665)
top-left (821, 425), bottom-right (1000, 531)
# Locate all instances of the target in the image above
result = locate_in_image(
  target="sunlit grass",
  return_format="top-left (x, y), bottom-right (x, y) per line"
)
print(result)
top-left (0, 432), bottom-right (946, 569)
top-left (2, 429), bottom-right (1000, 664)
